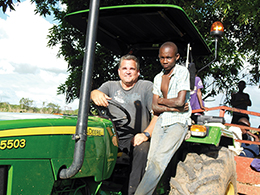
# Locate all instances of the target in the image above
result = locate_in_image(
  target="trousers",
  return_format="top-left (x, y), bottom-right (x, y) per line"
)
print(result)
top-left (119, 138), bottom-right (150, 195)
top-left (239, 143), bottom-right (259, 158)
top-left (135, 116), bottom-right (188, 195)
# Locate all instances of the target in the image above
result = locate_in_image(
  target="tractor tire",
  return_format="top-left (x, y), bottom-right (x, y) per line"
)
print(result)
top-left (169, 146), bottom-right (237, 195)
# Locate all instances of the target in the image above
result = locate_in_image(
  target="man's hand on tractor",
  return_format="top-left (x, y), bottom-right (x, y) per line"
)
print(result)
top-left (131, 133), bottom-right (148, 146)
top-left (91, 90), bottom-right (112, 107)
top-left (112, 135), bottom-right (118, 147)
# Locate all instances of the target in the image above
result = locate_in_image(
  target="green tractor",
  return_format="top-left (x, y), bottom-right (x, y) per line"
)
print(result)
top-left (0, 3), bottom-right (237, 195)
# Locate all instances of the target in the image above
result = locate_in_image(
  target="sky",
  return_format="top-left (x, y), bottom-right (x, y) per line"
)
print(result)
top-left (0, 0), bottom-right (79, 111)
top-left (0, 1), bottom-right (259, 127)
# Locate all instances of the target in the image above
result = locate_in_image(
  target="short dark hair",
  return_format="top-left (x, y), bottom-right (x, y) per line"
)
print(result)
top-left (119, 54), bottom-right (140, 70)
top-left (159, 41), bottom-right (179, 55)
top-left (237, 117), bottom-right (250, 127)
top-left (238, 80), bottom-right (246, 87)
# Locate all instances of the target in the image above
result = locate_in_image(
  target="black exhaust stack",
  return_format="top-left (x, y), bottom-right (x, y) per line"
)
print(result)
top-left (59, 0), bottom-right (100, 179)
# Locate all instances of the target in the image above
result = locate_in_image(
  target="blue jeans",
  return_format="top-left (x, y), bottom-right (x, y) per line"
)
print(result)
top-left (135, 116), bottom-right (188, 195)
top-left (239, 143), bottom-right (259, 158)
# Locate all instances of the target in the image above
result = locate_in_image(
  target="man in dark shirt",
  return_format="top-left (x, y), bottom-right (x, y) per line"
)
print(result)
top-left (231, 80), bottom-right (252, 124)
top-left (91, 54), bottom-right (157, 195)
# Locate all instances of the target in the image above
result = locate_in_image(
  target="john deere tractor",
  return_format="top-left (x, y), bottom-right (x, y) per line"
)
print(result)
top-left (0, 2), bottom-right (237, 195)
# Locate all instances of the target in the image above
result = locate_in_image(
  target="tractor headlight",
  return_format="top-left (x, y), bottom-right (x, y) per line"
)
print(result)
top-left (190, 125), bottom-right (207, 137)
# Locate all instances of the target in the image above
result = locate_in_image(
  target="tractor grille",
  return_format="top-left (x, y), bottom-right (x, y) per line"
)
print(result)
top-left (0, 166), bottom-right (8, 195)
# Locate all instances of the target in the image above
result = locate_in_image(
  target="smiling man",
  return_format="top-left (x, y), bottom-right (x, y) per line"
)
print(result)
top-left (90, 54), bottom-right (157, 195)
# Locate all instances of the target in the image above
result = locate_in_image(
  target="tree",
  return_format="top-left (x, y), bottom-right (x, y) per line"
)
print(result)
top-left (19, 97), bottom-right (33, 110)
top-left (46, 102), bottom-right (61, 113)
top-left (2, 0), bottom-right (260, 105)
top-left (0, 0), bottom-right (20, 13)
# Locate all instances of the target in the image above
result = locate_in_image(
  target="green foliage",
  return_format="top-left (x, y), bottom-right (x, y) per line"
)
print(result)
top-left (0, 102), bottom-right (11, 112)
top-left (0, 98), bottom-right (76, 115)
top-left (0, 0), bottom-right (20, 12)
top-left (2, 0), bottom-right (260, 106)
top-left (46, 102), bottom-right (61, 113)
top-left (19, 97), bottom-right (34, 110)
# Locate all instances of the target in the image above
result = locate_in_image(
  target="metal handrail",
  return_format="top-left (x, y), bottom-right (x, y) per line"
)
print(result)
top-left (192, 106), bottom-right (260, 118)
top-left (192, 106), bottom-right (260, 145)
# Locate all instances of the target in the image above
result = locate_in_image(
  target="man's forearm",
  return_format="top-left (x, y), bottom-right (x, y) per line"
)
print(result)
top-left (90, 89), bottom-right (111, 107)
top-left (152, 104), bottom-right (182, 115)
top-left (158, 97), bottom-right (184, 108)
top-left (232, 100), bottom-right (248, 107)
top-left (197, 90), bottom-right (204, 109)
top-left (144, 115), bottom-right (158, 135)
top-left (153, 104), bottom-right (169, 115)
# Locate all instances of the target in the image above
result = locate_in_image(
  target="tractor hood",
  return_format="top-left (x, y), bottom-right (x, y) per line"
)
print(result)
top-left (65, 4), bottom-right (211, 56)
top-left (0, 112), bottom-right (63, 121)
top-left (0, 112), bottom-right (77, 137)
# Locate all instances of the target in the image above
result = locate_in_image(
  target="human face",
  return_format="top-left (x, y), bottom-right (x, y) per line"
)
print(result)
top-left (118, 59), bottom-right (140, 89)
top-left (159, 46), bottom-right (180, 73)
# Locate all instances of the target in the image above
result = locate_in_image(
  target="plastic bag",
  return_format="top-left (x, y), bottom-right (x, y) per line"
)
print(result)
top-left (250, 158), bottom-right (260, 172)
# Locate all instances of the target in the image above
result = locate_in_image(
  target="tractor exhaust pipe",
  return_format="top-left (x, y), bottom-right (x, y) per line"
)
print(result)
top-left (59, 0), bottom-right (100, 179)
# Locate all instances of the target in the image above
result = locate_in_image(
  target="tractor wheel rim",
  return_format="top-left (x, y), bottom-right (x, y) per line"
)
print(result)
top-left (225, 181), bottom-right (235, 195)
